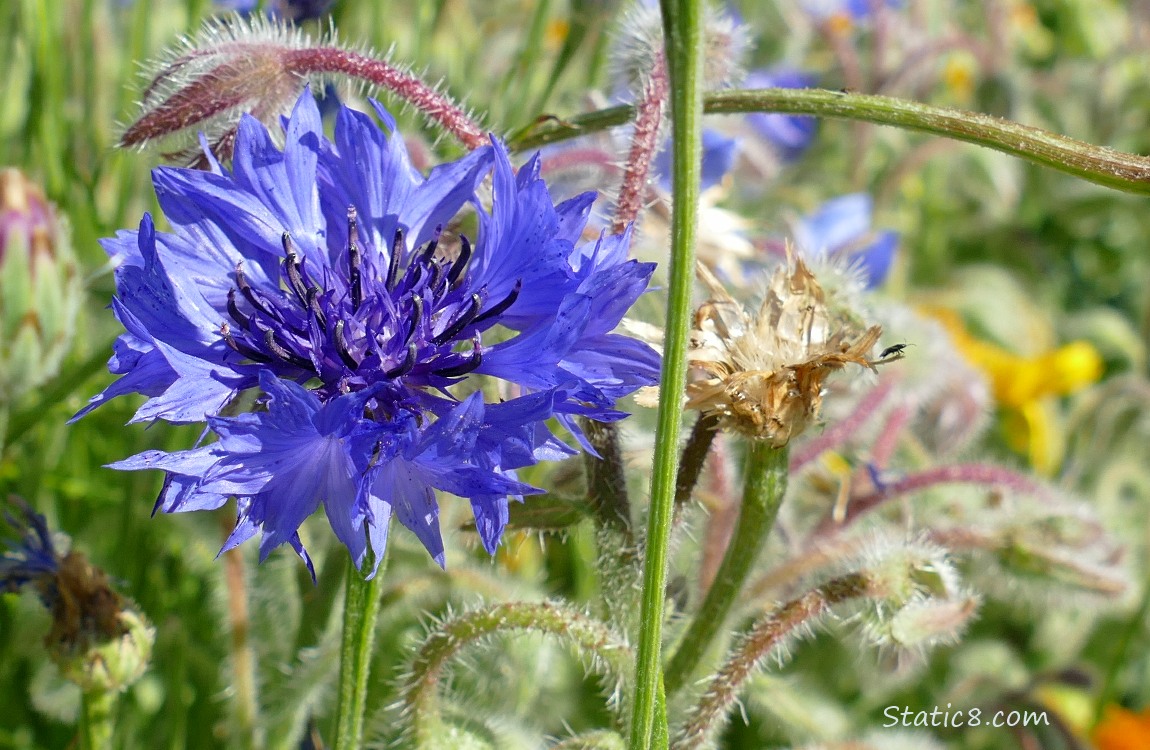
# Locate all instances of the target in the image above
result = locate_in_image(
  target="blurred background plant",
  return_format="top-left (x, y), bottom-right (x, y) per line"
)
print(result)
top-left (1, 0), bottom-right (1149, 748)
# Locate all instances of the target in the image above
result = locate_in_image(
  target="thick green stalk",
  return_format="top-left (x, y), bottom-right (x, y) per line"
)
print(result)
top-left (78, 689), bottom-right (115, 750)
top-left (628, 1), bottom-right (703, 748)
top-left (663, 442), bottom-right (788, 694)
top-left (507, 88), bottom-right (1150, 195)
top-left (332, 553), bottom-right (387, 750)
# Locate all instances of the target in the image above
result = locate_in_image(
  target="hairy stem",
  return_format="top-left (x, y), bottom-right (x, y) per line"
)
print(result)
top-left (582, 417), bottom-right (634, 539)
top-left (664, 442), bottom-right (789, 694)
top-left (789, 379), bottom-right (895, 473)
top-left (817, 462), bottom-right (1046, 534)
top-left (671, 574), bottom-right (873, 749)
top-left (673, 413), bottom-right (720, 517)
top-left (222, 533), bottom-right (262, 750)
top-left (404, 602), bottom-right (632, 746)
top-left (612, 51), bottom-right (669, 234)
top-left (78, 689), bottom-right (116, 750)
top-left (283, 48), bottom-right (488, 150)
top-left (628, 2), bottom-right (704, 747)
top-left (508, 88), bottom-right (1150, 195)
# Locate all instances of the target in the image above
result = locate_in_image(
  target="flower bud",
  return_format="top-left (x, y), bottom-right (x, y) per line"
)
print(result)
top-left (2, 498), bottom-right (154, 693)
top-left (123, 17), bottom-right (334, 162)
top-left (0, 169), bottom-right (81, 404)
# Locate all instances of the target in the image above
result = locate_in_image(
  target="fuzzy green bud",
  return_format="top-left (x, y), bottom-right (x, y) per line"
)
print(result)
top-left (0, 169), bottom-right (82, 405)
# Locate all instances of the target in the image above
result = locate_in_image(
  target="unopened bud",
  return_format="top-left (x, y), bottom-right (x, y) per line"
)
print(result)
top-left (2, 498), bottom-right (154, 693)
top-left (886, 593), bottom-right (980, 649)
top-left (122, 17), bottom-right (322, 162)
top-left (0, 169), bottom-right (81, 404)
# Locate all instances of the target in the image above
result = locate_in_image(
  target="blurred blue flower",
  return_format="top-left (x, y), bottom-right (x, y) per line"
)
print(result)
top-left (654, 129), bottom-right (739, 192)
top-left (77, 90), bottom-right (659, 577)
top-left (744, 68), bottom-right (819, 161)
top-left (793, 193), bottom-right (898, 288)
top-left (216, 0), bottom-right (334, 23)
top-left (1, 498), bottom-right (59, 599)
top-left (802, 0), bottom-right (903, 21)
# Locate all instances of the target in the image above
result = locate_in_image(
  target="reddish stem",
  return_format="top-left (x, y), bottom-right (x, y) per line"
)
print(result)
top-left (672, 574), bottom-right (872, 749)
top-left (815, 463), bottom-right (1046, 535)
top-left (284, 48), bottom-right (489, 150)
top-left (790, 378), bottom-right (895, 472)
top-left (611, 51), bottom-right (669, 234)
top-left (869, 403), bottom-right (911, 468)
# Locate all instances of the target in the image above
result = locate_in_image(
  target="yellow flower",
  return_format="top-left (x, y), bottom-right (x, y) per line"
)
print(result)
top-left (927, 307), bottom-right (1102, 475)
top-left (1093, 705), bottom-right (1150, 750)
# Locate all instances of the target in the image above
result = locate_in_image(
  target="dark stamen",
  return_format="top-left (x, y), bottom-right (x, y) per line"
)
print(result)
top-left (221, 323), bottom-right (272, 363)
top-left (433, 335), bottom-right (483, 377)
top-left (447, 236), bottom-right (471, 286)
top-left (386, 229), bottom-right (403, 291)
top-left (427, 259), bottom-right (444, 292)
top-left (473, 279), bottom-right (522, 326)
top-left (405, 296), bottom-right (424, 345)
top-left (263, 328), bottom-right (313, 370)
top-left (432, 293), bottom-right (483, 345)
top-left (348, 206), bottom-right (362, 312)
top-left (384, 343), bottom-right (417, 379)
top-left (305, 287), bottom-right (326, 330)
top-left (282, 234), bottom-right (309, 305)
top-left (416, 236), bottom-right (439, 267)
top-left (334, 320), bottom-right (359, 370)
top-left (236, 265), bottom-right (274, 318)
top-left (226, 288), bottom-right (251, 329)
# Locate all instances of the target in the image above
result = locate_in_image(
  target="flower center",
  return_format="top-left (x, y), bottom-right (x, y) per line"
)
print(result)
top-left (220, 205), bottom-right (520, 397)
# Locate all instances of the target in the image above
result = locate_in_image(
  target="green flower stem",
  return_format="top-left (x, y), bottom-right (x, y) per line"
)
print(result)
top-left (664, 441), bottom-right (789, 695)
top-left (332, 553), bottom-right (388, 750)
top-left (403, 602), bottom-right (633, 746)
top-left (628, 2), bottom-right (703, 748)
top-left (78, 689), bottom-right (116, 750)
top-left (508, 88), bottom-right (1150, 196)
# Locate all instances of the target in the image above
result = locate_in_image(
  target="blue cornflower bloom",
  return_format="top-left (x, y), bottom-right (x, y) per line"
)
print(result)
top-left (802, 0), bottom-right (903, 22)
top-left (744, 68), bottom-right (819, 161)
top-left (793, 193), bottom-right (898, 288)
top-left (78, 90), bottom-right (659, 577)
top-left (1, 498), bottom-right (59, 598)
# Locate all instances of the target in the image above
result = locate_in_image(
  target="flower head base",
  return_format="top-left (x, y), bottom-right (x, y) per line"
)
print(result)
top-left (686, 250), bottom-right (881, 445)
top-left (80, 90), bottom-right (659, 578)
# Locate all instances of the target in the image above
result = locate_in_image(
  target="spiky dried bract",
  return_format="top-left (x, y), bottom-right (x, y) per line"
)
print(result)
top-left (686, 252), bottom-right (882, 445)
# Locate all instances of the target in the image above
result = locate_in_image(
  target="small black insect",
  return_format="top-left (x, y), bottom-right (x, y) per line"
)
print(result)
top-left (879, 343), bottom-right (910, 359)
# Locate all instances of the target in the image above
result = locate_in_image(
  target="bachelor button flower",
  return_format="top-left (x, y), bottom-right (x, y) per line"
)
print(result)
top-left (684, 250), bottom-right (881, 445)
top-left (793, 193), bottom-right (898, 289)
top-left (77, 89), bottom-right (659, 577)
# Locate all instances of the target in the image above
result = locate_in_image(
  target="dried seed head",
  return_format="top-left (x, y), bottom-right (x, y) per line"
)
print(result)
top-left (686, 248), bottom-right (882, 445)
top-left (122, 16), bottom-right (328, 163)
